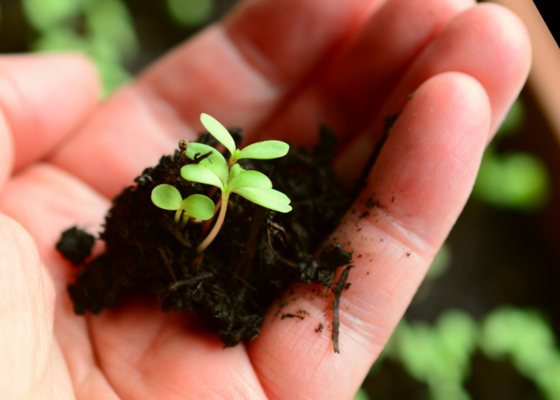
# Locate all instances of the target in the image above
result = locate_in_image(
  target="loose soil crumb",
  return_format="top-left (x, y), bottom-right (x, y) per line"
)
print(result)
top-left (56, 226), bottom-right (95, 266)
top-left (282, 313), bottom-right (305, 320)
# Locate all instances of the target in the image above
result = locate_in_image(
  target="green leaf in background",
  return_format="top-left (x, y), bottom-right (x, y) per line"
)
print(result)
top-left (22, 0), bottom-right (87, 31)
top-left (93, 56), bottom-right (132, 95)
top-left (473, 95), bottom-right (552, 212)
top-left (536, 359), bottom-right (560, 400)
top-left (167, 0), bottom-right (213, 27)
top-left (32, 26), bottom-right (90, 53)
top-left (85, 0), bottom-right (138, 93)
top-left (26, 0), bottom-right (138, 96)
top-left (366, 307), bottom-right (560, 400)
top-left (353, 388), bottom-right (372, 400)
top-left (435, 310), bottom-right (478, 376)
top-left (480, 307), bottom-right (560, 399)
top-left (85, 0), bottom-right (138, 62)
top-left (378, 311), bottom-right (477, 400)
top-left (473, 149), bottom-right (550, 211)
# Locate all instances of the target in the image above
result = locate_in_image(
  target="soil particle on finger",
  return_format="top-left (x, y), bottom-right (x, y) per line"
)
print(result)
top-left (282, 313), bottom-right (304, 320)
top-left (332, 265), bottom-right (353, 354)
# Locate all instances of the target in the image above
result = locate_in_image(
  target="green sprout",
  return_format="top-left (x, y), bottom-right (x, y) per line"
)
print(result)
top-left (181, 113), bottom-right (292, 253)
top-left (151, 184), bottom-right (215, 227)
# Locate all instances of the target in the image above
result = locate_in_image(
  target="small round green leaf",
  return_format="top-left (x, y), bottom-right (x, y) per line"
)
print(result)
top-left (233, 187), bottom-right (292, 213)
top-left (228, 170), bottom-right (272, 192)
top-left (182, 194), bottom-right (215, 220)
top-left (186, 142), bottom-right (228, 184)
top-left (200, 113), bottom-right (236, 157)
top-left (181, 164), bottom-right (224, 190)
top-left (236, 141), bottom-right (289, 161)
top-left (151, 184), bottom-right (182, 210)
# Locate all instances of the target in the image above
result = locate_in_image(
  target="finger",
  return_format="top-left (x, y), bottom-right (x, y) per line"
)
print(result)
top-left (336, 3), bottom-right (531, 180)
top-left (0, 54), bottom-right (99, 183)
top-left (0, 165), bottom-right (119, 399)
top-left (248, 72), bottom-right (491, 400)
top-left (255, 0), bottom-right (475, 145)
top-left (381, 3), bottom-right (530, 136)
top-left (0, 214), bottom-right (61, 399)
top-left (48, 0), bottom-right (384, 198)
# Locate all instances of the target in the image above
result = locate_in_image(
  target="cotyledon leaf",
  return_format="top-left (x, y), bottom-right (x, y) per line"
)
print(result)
top-left (182, 194), bottom-right (215, 220)
top-left (151, 184), bottom-right (182, 210)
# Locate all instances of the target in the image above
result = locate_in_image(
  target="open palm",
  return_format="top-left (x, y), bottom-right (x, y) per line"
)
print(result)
top-left (0, 0), bottom-right (530, 398)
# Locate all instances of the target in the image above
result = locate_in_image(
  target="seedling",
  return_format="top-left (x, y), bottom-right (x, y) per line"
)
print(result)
top-left (151, 184), bottom-right (215, 227)
top-left (181, 113), bottom-right (292, 253)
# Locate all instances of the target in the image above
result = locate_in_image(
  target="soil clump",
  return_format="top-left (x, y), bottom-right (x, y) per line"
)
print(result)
top-left (58, 126), bottom-right (354, 348)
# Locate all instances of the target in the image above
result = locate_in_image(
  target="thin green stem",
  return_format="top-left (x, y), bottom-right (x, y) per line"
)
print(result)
top-left (174, 209), bottom-right (182, 224)
top-left (197, 193), bottom-right (229, 253)
top-left (180, 213), bottom-right (190, 228)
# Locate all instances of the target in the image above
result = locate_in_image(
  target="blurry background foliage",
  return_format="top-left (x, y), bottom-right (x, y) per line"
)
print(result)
top-left (473, 99), bottom-right (551, 212)
top-left (0, 1), bottom-right (556, 399)
top-left (0, 0), bottom-right (227, 95)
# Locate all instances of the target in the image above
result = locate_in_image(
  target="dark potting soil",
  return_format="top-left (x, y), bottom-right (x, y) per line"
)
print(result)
top-left (57, 126), bottom-right (354, 348)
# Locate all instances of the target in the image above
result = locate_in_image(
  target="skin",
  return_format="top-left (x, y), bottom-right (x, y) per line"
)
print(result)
top-left (0, 0), bottom-right (531, 399)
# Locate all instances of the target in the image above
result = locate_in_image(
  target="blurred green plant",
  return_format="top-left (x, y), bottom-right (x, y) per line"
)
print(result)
top-left (167, 0), bottom-right (214, 27)
top-left (481, 307), bottom-right (560, 399)
top-left (386, 310), bottom-right (477, 400)
top-left (364, 307), bottom-right (560, 400)
top-left (353, 387), bottom-right (372, 400)
top-left (22, 0), bottom-right (138, 95)
top-left (473, 98), bottom-right (551, 211)
top-left (473, 149), bottom-right (550, 211)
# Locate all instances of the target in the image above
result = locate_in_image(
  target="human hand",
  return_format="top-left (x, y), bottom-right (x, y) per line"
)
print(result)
top-left (0, 0), bottom-right (530, 398)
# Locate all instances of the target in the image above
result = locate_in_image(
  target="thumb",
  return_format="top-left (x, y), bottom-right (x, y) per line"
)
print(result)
top-left (0, 213), bottom-right (68, 399)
